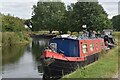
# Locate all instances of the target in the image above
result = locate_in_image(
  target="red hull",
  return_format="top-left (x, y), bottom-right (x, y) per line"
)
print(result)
top-left (41, 50), bottom-right (85, 62)
top-left (41, 51), bottom-right (99, 79)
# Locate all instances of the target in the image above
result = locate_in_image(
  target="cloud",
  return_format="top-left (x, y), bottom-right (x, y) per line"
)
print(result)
top-left (99, 0), bottom-right (119, 2)
top-left (62, 0), bottom-right (77, 5)
top-left (99, 2), bottom-right (118, 19)
top-left (0, 0), bottom-right (38, 19)
top-left (1, 0), bottom-right (38, 2)
top-left (118, 1), bottom-right (120, 14)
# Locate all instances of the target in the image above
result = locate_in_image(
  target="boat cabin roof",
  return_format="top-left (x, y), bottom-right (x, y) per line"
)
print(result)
top-left (52, 36), bottom-right (101, 41)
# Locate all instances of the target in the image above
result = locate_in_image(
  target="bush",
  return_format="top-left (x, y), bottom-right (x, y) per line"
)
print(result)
top-left (2, 32), bottom-right (31, 46)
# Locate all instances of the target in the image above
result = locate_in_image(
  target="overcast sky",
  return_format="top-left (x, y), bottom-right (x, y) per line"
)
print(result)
top-left (0, 0), bottom-right (119, 19)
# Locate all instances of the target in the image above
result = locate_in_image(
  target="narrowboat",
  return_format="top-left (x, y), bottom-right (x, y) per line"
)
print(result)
top-left (40, 33), bottom-right (105, 79)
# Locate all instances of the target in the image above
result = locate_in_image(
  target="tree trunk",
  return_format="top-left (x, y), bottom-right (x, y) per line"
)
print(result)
top-left (49, 30), bottom-right (52, 34)
top-left (59, 31), bottom-right (62, 35)
top-left (77, 31), bottom-right (79, 35)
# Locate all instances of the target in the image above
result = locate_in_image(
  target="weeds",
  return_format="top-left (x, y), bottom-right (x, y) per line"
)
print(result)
top-left (2, 32), bottom-right (31, 46)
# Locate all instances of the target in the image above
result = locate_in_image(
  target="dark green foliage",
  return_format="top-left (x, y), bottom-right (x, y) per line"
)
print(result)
top-left (31, 1), bottom-right (112, 33)
top-left (1, 13), bottom-right (25, 32)
top-left (112, 14), bottom-right (120, 31)
top-left (66, 2), bottom-right (112, 32)
top-left (31, 2), bottom-right (66, 32)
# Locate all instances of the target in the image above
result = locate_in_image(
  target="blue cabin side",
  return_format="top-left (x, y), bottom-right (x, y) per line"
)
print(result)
top-left (49, 38), bottom-right (80, 57)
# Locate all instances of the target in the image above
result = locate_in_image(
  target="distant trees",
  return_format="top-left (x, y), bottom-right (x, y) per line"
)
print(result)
top-left (31, 1), bottom-right (112, 33)
top-left (112, 14), bottom-right (120, 31)
top-left (1, 13), bottom-right (25, 32)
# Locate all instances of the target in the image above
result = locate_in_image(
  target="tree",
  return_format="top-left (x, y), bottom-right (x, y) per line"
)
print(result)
top-left (2, 13), bottom-right (25, 32)
top-left (31, 1), bottom-right (66, 33)
top-left (66, 2), bottom-right (112, 32)
top-left (112, 14), bottom-right (120, 31)
top-left (31, 1), bottom-right (113, 33)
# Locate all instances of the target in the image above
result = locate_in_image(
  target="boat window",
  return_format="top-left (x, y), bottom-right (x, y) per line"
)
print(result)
top-left (100, 42), bottom-right (104, 47)
top-left (49, 43), bottom-right (57, 52)
top-left (96, 43), bottom-right (98, 49)
top-left (82, 44), bottom-right (88, 53)
top-left (90, 43), bottom-right (94, 51)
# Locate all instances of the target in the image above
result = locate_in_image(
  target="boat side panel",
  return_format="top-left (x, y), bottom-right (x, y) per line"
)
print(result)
top-left (79, 38), bottom-right (104, 58)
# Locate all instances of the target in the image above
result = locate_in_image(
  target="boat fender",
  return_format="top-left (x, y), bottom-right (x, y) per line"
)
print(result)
top-left (61, 54), bottom-right (65, 57)
top-left (84, 57), bottom-right (87, 60)
top-left (52, 55), bottom-right (54, 58)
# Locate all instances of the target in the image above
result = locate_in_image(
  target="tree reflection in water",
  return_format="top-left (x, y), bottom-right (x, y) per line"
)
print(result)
top-left (31, 38), bottom-right (49, 61)
top-left (2, 38), bottom-right (50, 78)
top-left (31, 38), bottom-right (50, 75)
top-left (2, 44), bottom-right (28, 65)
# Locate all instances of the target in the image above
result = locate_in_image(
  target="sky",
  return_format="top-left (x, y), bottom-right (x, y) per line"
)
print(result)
top-left (0, 0), bottom-right (120, 19)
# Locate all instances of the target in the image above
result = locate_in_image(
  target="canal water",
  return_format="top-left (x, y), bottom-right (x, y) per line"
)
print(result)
top-left (2, 38), bottom-right (50, 78)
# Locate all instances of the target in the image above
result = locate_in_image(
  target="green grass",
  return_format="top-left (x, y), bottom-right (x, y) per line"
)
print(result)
top-left (63, 32), bottom-right (120, 79)
top-left (33, 31), bottom-right (49, 35)
top-left (0, 47), bottom-right (1, 65)
top-left (113, 32), bottom-right (120, 40)
top-left (0, 32), bottom-right (1, 46)
top-left (0, 47), bottom-right (1, 79)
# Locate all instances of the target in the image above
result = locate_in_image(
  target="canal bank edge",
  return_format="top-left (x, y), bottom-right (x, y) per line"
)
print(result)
top-left (2, 32), bottom-right (32, 46)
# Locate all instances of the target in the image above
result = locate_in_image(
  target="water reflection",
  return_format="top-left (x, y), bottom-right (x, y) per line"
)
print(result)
top-left (31, 38), bottom-right (49, 74)
top-left (32, 38), bottom-right (49, 61)
top-left (0, 47), bottom-right (2, 79)
top-left (2, 38), bottom-right (49, 78)
top-left (2, 45), bottom-right (27, 65)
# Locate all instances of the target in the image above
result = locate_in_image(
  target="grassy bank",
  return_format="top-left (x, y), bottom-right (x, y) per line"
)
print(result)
top-left (0, 32), bottom-right (1, 46)
top-left (113, 32), bottom-right (120, 40)
top-left (2, 32), bottom-right (31, 46)
top-left (63, 32), bottom-right (120, 79)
